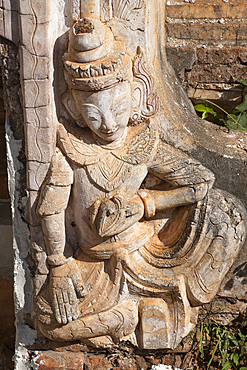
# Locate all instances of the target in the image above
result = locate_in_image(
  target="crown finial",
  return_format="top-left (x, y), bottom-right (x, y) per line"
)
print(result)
top-left (80, 0), bottom-right (100, 19)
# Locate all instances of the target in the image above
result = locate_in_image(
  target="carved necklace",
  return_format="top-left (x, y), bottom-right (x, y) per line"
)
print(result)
top-left (57, 120), bottom-right (159, 192)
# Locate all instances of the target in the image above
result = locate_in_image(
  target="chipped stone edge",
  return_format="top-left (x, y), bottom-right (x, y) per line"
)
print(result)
top-left (5, 122), bottom-right (37, 369)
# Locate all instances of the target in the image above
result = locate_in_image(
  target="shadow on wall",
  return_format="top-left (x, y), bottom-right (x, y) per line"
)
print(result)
top-left (224, 262), bottom-right (247, 292)
top-left (0, 67), bottom-right (14, 369)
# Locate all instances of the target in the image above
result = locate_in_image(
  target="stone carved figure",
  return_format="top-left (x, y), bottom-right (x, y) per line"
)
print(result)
top-left (35, 17), bottom-right (247, 349)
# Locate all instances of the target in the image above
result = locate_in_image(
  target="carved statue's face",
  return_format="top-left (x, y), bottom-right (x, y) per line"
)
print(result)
top-left (72, 81), bottom-right (132, 142)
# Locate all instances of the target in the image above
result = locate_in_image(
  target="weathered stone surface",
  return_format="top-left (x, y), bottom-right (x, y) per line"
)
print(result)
top-left (33, 352), bottom-right (88, 370)
top-left (20, 48), bottom-right (49, 80)
top-left (3, 0), bottom-right (247, 368)
top-left (166, 21), bottom-right (247, 44)
top-left (32, 7), bottom-right (247, 353)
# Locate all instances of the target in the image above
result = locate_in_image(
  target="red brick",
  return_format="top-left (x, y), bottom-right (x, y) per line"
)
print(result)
top-left (161, 354), bottom-right (174, 366)
top-left (166, 3), bottom-right (247, 20)
top-left (166, 21), bottom-right (247, 42)
top-left (185, 64), bottom-right (247, 84)
top-left (114, 358), bottom-right (137, 369)
top-left (197, 47), bottom-right (247, 65)
top-left (35, 351), bottom-right (116, 370)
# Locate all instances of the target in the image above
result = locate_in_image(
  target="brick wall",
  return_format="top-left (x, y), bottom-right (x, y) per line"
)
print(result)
top-left (165, 0), bottom-right (247, 113)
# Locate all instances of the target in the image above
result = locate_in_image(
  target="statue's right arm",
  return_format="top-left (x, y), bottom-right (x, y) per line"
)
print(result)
top-left (37, 148), bottom-right (85, 325)
top-left (37, 148), bottom-right (73, 260)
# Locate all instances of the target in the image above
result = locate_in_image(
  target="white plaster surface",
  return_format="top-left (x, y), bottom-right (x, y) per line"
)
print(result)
top-left (6, 123), bottom-right (37, 368)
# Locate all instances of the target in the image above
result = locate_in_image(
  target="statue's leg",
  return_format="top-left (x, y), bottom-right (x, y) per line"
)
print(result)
top-left (37, 300), bottom-right (139, 343)
top-left (186, 189), bottom-right (247, 306)
top-left (138, 279), bottom-right (199, 350)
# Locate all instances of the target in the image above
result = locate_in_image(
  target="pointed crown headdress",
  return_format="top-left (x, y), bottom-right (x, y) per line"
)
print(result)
top-left (63, 18), bottom-right (132, 91)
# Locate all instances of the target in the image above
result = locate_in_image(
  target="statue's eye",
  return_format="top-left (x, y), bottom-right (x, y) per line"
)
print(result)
top-left (81, 104), bottom-right (102, 123)
top-left (114, 108), bottom-right (126, 117)
top-left (111, 97), bottom-right (129, 118)
top-left (88, 115), bottom-right (101, 122)
top-left (112, 104), bottom-right (128, 118)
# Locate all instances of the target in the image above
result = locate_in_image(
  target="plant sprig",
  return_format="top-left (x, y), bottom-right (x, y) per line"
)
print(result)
top-left (194, 80), bottom-right (247, 132)
top-left (193, 311), bottom-right (247, 370)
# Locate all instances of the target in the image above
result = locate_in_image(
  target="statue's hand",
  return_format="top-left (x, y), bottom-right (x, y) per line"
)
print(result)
top-left (90, 194), bottom-right (144, 237)
top-left (50, 258), bottom-right (86, 324)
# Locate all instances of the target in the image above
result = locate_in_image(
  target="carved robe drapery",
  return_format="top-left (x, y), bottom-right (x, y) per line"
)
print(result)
top-left (36, 119), bottom-right (246, 349)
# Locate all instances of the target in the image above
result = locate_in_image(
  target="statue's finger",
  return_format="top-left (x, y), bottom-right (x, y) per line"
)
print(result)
top-left (76, 284), bottom-right (85, 298)
top-left (52, 291), bottom-right (61, 324)
top-left (72, 273), bottom-right (86, 298)
top-left (68, 289), bottom-right (79, 320)
top-left (56, 290), bottom-right (67, 324)
top-left (71, 302), bottom-right (79, 321)
top-left (63, 290), bottom-right (73, 323)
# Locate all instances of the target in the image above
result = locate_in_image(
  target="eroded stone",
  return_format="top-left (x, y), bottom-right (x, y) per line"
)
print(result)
top-left (3, 1), bottom-right (247, 367)
top-left (32, 13), bottom-right (247, 351)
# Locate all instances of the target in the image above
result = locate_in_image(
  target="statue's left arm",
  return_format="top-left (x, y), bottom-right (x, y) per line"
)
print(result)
top-left (37, 148), bottom-right (85, 324)
top-left (140, 139), bottom-right (215, 217)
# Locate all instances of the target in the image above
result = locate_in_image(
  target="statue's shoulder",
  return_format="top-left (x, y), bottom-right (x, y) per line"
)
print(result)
top-left (57, 120), bottom-right (100, 166)
top-left (113, 119), bottom-right (159, 165)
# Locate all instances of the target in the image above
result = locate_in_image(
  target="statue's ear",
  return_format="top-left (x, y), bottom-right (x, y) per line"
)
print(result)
top-left (61, 91), bottom-right (86, 127)
top-left (129, 47), bottom-right (159, 125)
top-left (130, 80), bottom-right (143, 123)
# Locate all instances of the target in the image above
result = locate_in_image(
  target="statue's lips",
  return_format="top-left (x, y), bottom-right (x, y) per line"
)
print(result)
top-left (99, 126), bottom-right (119, 136)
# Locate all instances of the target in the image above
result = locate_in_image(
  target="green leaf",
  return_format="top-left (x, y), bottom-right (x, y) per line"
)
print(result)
top-left (205, 106), bottom-right (217, 116)
top-left (242, 79), bottom-right (247, 86)
top-left (236, 95), bottom-right (247, 112)
top-left (238, 114), bottom-right (247, 129)
top-left (194, 97), bottom-right (247, 131)
top-left (227, 114), bottom-right (239, 129)
top-left (228, 333), bottom-right (239, 347)
top-left (241, 344), bottom-right (245, 358)
top-left (195, 104), bottom-right (207, 112)
top-left (207, 341), bottom-right (219, 369)
top-left (221, 361), bottom-right (232, 370)
top-left (195, 104), bottom-right (217, 119)
top-left (199, 322), bottom-right (204, 358)
top-left (240, 368), bottom-right (247, 370)
top-left (238, 328), bottom-right (245, 339)
top-left (227, 114), bottom-right (238, 122)
top-left (230, 352), bottom-right (239, 366)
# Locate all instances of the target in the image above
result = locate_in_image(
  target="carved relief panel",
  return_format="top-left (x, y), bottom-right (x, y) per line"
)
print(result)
top-left (6, 0), bottom-right (246, 361)
top-left (26, 0), bottom-right (247, 350)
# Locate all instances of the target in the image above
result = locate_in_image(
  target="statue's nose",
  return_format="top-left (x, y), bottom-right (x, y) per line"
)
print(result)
top-left (101, 114), bottom-right (117, 132)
